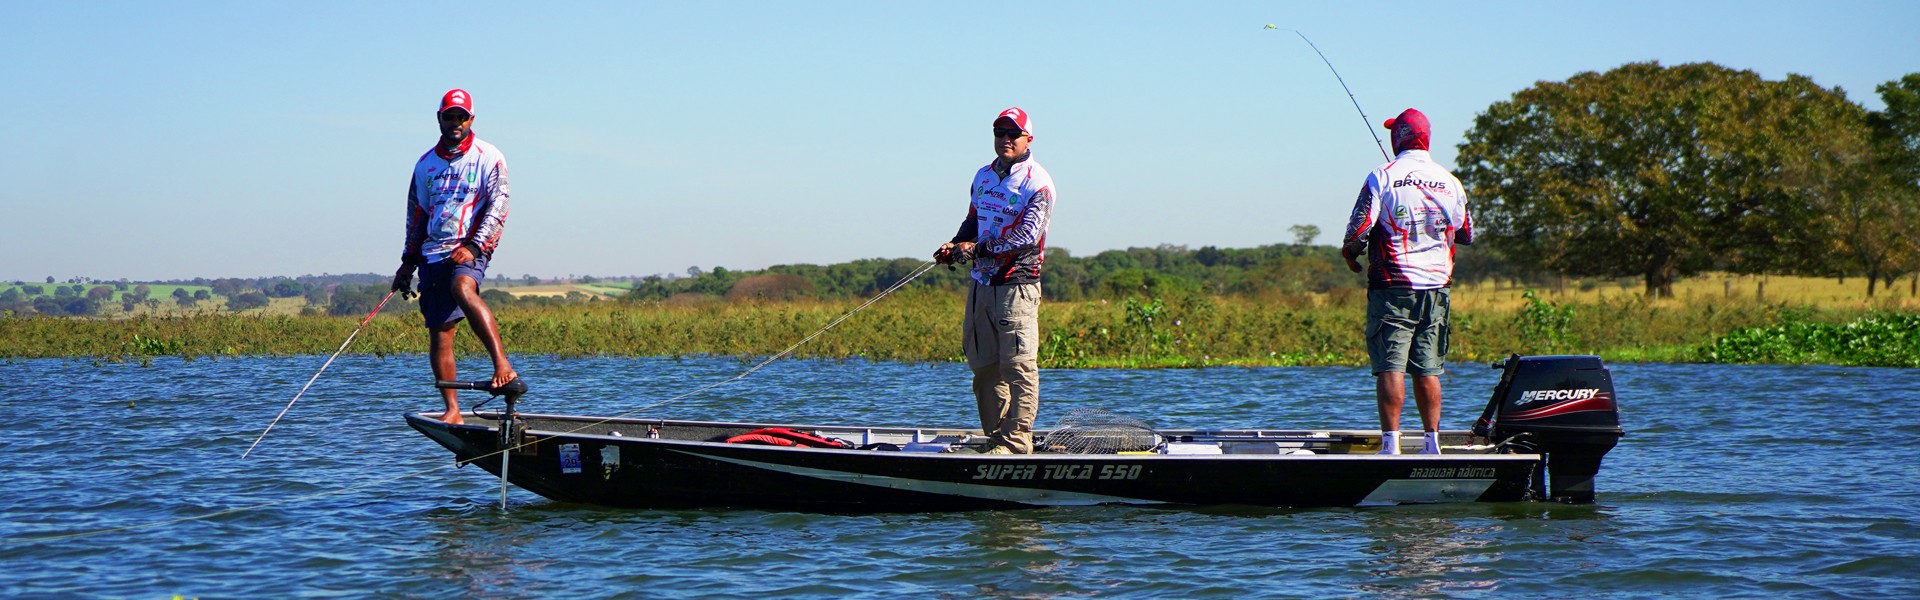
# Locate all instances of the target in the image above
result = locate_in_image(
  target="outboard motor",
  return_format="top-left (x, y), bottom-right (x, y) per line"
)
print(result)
top-left (1473, 355), bottom-right (1624, 503)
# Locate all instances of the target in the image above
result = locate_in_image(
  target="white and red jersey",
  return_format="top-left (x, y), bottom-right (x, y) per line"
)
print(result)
top-left (1342, 149), bottom-right (1474, 289)
top-left (402, 136), bottom-right (510, 265)
top-left (950, 153), bottom-right (1056, 286)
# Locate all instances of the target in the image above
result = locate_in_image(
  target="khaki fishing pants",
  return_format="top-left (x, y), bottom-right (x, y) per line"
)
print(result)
top-left (963, 281), bottom-right (1041, 454)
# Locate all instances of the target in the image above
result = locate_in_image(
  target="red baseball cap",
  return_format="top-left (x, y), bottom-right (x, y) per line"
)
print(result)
top-left (1382, 108), bottom-right (1430, 152)
top-left (439, 89), bottom-right (475, 115)
top-left (993, 107), bottom-right (1032, 134)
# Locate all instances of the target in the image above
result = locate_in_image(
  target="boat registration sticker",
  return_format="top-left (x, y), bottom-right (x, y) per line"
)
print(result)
top-left (560, 443), bottom-right (582, 474)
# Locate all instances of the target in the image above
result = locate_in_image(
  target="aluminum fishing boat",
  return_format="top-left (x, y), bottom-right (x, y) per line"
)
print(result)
top-left (406, 355), bottom-right (1624, 511)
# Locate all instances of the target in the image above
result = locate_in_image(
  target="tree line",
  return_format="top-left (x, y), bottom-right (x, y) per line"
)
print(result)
top-left (620, 241), bottom-right (1501, 304)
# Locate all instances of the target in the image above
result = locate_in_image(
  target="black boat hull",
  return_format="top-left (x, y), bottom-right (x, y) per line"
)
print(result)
top-left (406, 413), bottom-right (1540, 511)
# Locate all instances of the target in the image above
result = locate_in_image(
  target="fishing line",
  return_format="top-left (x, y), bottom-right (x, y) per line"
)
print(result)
top-left (4, 262), bottom-right (939, 544)
top-left (242, 289), bottom-right (399, 459)
top-left (583, 260), bottom-right (940, 420)
top-left (1267, 25), bottom-right (1391, 161)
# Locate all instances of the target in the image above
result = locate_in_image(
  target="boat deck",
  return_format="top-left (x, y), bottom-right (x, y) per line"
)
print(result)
top-left (456, 411), bottom-right (1496, 456)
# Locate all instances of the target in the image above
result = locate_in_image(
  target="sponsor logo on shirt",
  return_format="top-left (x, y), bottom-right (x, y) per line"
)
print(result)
top-left (1392, 177), bottom-right (1449, 191)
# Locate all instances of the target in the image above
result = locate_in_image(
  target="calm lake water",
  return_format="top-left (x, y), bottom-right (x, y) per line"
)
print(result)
top-left (2, 355), bottom-right (1916, 597)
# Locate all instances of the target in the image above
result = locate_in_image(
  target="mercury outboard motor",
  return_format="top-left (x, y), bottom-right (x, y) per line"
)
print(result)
top-left (1473, 354), bottom-right (1624, 503)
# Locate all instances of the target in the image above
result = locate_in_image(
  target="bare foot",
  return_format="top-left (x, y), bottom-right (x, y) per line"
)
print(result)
top-left (491, 365), bottom-right (519, 390)
top-left (439, 409), bottom-right (465, 425)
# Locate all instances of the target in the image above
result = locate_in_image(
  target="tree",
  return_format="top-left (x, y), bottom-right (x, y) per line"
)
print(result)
top-left (1458, 62), bottom-right (1874, 297)
top-left (269, 279), bottom-right (306, 298)
top-left (1288, 224), bottom-right (1321, 246)
top-left (171, 288), bottom-right (190, 300)
top-left (88, 286), bottom-right (115, 301)
top-left (726, 274), bottom-right (817, 301)
top-left (33, 297), bottom-right (67, 316)
top-left (327, 285), bottom-right (381, 316)
top-left (226, 291), bottom-right (271, 311)
top-left (44, 276), bottom-right (53, 284)
top-left (479, 288), bottom-right (517, 306)
top-left (209, 278), bottom-right (245, 297)
top-left (1848, 73), bottom-right (1920, 296)
top-left (193, 289), bottom-right (211, 301)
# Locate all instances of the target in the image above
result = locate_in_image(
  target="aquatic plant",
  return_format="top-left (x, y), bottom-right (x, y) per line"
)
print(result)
top-left (1701, 313), bottom-right (1920, 367)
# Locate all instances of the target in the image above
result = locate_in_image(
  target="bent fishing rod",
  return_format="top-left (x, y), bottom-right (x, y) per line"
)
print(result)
top-left (241, 288), bottom-right (402, 459)
top-left (1266, 25), bottom-right (1391, 161)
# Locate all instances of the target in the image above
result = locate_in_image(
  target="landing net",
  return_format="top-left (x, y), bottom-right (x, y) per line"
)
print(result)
top-left (1039, 408), bottom-right (1162, 454)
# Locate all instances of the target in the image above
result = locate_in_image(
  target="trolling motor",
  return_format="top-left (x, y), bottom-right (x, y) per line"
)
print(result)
top-left (436, 377), bottom-right (529, 510)
top-left (1473, 355), bottom-right (1624, 503)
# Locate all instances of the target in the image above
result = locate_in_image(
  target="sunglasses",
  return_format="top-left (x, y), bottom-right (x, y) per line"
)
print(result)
top-left (993, 127), bottom-right (1028, 139)
top-left (439, 110), bottom-right (472, 122)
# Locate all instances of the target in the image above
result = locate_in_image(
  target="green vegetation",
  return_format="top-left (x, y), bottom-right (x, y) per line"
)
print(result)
top-left (1460, 63), bottom-right (1918, 298)
top-left (1702, 313), bottom-right (1920, 368)
top-left (2, 284), bottom-right (1909, 368)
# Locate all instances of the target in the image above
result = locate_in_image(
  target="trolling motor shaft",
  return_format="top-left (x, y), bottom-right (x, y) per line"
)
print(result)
top-left (435, 378), bottom-right (529, 509)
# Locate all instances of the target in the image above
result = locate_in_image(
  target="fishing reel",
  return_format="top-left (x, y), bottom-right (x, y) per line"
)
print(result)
top-left (934, 243), bottom-right (976, 271)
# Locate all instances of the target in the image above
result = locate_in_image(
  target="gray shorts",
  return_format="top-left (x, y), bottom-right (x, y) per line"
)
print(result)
top-left (1365, 287), bottom-right (1450, 376)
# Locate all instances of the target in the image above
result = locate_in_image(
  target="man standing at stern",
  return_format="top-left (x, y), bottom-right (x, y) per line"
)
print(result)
top-left (934, 107), bottom-right (1056, 454)
top-left (391, 88), bottom-right (517, 425)
top-left (1340, 108), bottom-right (1473, 455)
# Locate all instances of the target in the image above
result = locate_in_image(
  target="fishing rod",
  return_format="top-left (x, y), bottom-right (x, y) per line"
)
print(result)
top-left (241, 288), bottom-right (401, 459)
top-left (8, 265), bottom-right (939, 542)
top-left (1266, 25), bottom-right (1391, 161)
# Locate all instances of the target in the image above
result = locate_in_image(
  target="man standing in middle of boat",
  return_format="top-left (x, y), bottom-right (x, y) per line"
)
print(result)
top-left (1340, 108), bottom-right (1474, 455)
top-left (934, 107), bottom-right (1056, 455)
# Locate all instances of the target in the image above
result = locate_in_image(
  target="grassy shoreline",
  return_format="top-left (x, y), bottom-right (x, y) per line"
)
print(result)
top-left (4, 285), bottom-right (1912, 367)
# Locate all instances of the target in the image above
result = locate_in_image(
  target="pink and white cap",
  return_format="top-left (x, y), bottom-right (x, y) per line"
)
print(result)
top-left (994, 107), bottom-right (1032, 134)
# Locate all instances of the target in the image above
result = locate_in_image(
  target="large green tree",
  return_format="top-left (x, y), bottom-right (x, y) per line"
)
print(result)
top-left (1850, 74), bottom-right (1920, 296)
top-left (1458, 62), bottom-right (1873, 297)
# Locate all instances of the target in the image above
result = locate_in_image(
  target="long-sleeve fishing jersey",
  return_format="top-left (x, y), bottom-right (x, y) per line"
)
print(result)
top-left (949, 153), bottom-right (1056, 286)
top-left (1342, 149), bottom-right (1474, 290)
top-left (402, 135), bottom-right (510, 265)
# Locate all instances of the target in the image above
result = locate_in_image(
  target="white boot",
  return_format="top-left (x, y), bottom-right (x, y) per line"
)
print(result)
top-left (1377, 431), bottom-right (1401, 455)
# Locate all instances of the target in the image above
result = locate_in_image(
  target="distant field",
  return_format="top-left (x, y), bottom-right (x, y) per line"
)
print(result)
top-left (504, 283), bottom-right (629, 298)
top-left (1457, 273), bottom-right (1920, 311)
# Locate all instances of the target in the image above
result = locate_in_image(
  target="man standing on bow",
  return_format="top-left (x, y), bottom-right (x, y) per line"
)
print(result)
top-left (934, 107), bottom-right (1057, 454)
top-left (391, 88), bottom-right (517, 425)
top-left (1340, 108), bottom-right (1474, 455)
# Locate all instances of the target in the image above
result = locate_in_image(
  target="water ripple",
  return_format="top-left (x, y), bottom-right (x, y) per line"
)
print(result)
top-left (2, 356), bottom-right (1917, 597)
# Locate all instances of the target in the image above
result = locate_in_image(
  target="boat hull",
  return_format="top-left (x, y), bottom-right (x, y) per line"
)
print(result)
top-left (406, 412), bottom-right (1540, 511)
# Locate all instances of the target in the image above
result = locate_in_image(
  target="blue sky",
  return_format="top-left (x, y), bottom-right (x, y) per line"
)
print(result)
top-left (4, 1), bottom-right (1915, 282)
